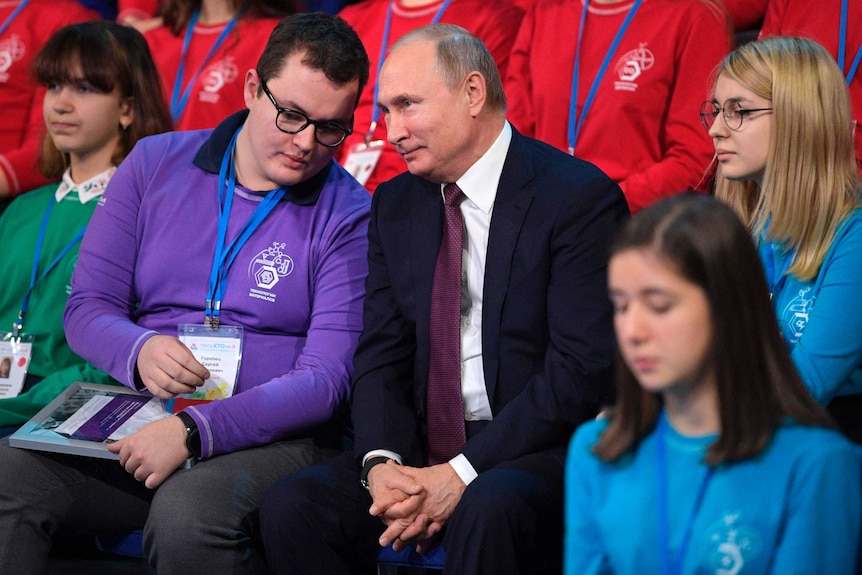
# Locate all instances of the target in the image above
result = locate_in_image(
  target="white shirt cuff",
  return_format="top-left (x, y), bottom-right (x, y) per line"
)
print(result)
top-left (448, 453), bottom-right (478, 485)
top-left (362, 449), bottom-right (402, 466)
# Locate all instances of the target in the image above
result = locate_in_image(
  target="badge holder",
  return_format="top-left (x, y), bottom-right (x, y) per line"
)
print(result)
top-left (0, 332), bottom-right (34, 399)
top-left (177, 324), bottom-right (243, 401)
top-left (342, 140), bottom-right (385, 186)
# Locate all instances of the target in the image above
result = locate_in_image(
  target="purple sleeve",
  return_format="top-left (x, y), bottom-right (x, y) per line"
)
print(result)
top-left (63, 141), bottom-right (160, 390)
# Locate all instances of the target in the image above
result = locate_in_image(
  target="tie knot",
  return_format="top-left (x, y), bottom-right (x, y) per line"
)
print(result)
top-left (443, 183), bottom-right (463, 207)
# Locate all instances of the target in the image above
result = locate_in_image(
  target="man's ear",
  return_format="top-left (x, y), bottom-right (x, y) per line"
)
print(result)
top-left (464, 71), bottom-right (487, 118)
top-left (243, 68), bottom-right (261, 109)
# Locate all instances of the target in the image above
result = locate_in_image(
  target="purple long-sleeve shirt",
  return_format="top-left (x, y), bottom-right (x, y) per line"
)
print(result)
top-left (64, 111), bottom-right (371, 458)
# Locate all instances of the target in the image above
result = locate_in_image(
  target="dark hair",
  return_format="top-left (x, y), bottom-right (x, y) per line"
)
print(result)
top-left (593, 194), bottom-right (834, 465)
top-left (255, 12), bottom-right (369, 105)
top-left (34, 20), bottom-right (173, 179)
top-left (162, 0), bottom-right (300, 36)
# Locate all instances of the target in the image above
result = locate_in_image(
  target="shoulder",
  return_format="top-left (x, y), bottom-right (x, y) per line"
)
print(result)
top-left (767, 424), bottom-right (862, 470)
top-left (319, 163), bottom-right (372, 215)
top-left (568, 418), bottom-right (609, 459)
top-left (0, 184), bottom-right (57, 222)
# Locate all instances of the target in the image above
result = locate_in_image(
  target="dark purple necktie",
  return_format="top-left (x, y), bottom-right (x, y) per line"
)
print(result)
top-left (427, 183), bottom-right (467, 465)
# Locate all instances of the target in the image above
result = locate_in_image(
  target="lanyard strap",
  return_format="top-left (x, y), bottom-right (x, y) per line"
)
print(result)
top-left (206, 127), bottom-right (286, 327)
top-left (0, 0), bottom-right (30, 36)
top-left (840, 0), bottom-right (862, 85)
top-left (170, 9), bottom-right (242, 122)
top-left (568, 0), bottom-right (642, 155)
top-left (14, 196), bottom-right (86, 338)
top-left (656, 416), bottom-right (715, 575)
top-left (367, 0), bottom-right (454, 140)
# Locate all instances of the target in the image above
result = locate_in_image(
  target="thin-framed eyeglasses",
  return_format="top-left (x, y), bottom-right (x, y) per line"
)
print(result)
top-left (260, 78), bottom-right (353, 147)
top-left (699, 100), bottom-right (773, 131)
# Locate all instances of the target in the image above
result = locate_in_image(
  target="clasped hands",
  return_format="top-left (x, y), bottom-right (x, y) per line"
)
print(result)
top-left (367, 460), bottom-right (466, 553)
top-left (107, 335), bottom-right (210, 489)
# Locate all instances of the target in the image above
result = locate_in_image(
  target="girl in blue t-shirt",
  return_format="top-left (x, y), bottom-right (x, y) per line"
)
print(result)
top-left (706, 36), bottom-right (862, 440)
top-left (565, 193), bottom-right (862, 575)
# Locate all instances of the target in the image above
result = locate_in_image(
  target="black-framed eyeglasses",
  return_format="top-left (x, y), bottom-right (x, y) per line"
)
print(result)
top-left (260, 78), bottom-right (353, 147)
top-left (699, 100), bottom-right (773, 131)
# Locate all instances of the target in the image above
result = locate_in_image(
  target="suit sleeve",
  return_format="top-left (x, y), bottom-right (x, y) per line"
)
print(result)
top-left (351, 186), bottom-right (425, 464)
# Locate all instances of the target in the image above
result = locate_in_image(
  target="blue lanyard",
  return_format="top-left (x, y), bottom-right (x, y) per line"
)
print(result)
top-left (170, 9), bottom-right (242, 122)
top-left (656, 415), bottom-right (715, 575)
top-left (13, 196), bottom-right (86, 339)
top-left (0, 0), bottom-right (30, 36)
top-left (568, 0), bottom-right (642, 155)
top-left (840, 0), bottom-right (862, 85)
top-left (367, 0), bottom-right (454, 139)
top-left (206, 127), bottom-right (286, 327)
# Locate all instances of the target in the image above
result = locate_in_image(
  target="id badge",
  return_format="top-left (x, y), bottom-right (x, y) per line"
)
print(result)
top-left (178, 324), bottom-right (243, 400)
top-left (0, 332), bottom-right (34, 399)
top-left (342, 140), bottom-right (385, 186)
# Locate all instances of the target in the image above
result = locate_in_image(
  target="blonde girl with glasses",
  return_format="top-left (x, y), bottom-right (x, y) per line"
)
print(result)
top-left (705, 36), bottom-right (862, 442)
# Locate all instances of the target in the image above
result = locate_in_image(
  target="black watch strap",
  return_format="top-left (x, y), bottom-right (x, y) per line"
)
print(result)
top-left (177, 411), bottom-right (202, 458)
top-left (360, 456), bottom-right (392, 490)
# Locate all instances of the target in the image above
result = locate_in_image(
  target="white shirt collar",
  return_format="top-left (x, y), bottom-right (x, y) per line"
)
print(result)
top-left (55, 167), bottom-right (116, 204)
top-left (442, 121), bottom-right (512, 214)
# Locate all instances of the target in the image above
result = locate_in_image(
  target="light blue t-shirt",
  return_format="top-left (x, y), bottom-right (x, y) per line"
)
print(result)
top-left (759, 208), bottom-right (862, 404)
top-left (565, 413), bottom-right (862, 574)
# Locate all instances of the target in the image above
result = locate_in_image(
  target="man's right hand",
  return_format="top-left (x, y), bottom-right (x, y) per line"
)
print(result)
top-left (136, 335), bottom-right (210, 398)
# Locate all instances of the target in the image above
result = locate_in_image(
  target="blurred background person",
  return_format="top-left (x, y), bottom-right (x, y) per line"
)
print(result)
top-left (144, 0), bottom-right (300, 131)
top-left (507, 0), bottom-right (731, 212)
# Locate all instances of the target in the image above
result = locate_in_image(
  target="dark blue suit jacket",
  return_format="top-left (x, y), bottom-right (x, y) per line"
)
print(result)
top-left (351, 128), bottom-right (629, 473)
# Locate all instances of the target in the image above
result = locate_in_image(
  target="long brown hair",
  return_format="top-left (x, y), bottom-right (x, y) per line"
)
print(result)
top-left (593, 194), bottom-right (834, 465)
top-left (34, 20), bottom-right (173, 179)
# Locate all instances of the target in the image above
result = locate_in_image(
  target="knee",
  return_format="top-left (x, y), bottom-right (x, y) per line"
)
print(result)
top-left (260, 464), bottom-right (337, 539)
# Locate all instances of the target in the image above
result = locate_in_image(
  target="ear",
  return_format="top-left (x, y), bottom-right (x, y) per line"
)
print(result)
top-left (243, 68), bottom-right (261, 109)
top-left (119, 97), bottom-right (135, 130)
top-left (464, 71), bottom-right (487, 118)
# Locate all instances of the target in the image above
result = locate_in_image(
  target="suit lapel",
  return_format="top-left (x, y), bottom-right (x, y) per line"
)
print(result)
top-left (409, 178), bottom-right (445, 363)
top-left (482, 130), bottom-right (536, 405)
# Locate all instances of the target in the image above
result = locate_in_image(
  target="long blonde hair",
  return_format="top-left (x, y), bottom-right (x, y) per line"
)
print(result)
top-left (713, 36), bottom-right (859, 281)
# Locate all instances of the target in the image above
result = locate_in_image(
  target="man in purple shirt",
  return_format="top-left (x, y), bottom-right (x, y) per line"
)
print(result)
top-left (0, 13), bottom-right (371, 575)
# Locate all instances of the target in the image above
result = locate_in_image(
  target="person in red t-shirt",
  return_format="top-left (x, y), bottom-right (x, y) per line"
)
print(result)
top-left (507, 0), bottom-right (731, 213)
top-left (0, 0), bottom-right (99, 200)
top-left (760, 0), bottom-right (862, 171)
top-left (145, 0), bottom-right (300, 132)
top-left (336, 0), bottom-right (523, 192)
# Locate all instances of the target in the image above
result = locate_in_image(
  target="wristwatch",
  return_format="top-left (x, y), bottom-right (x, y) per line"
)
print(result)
top-left (360, 456), bottom-right (392, 490)
top-left (177, 411), bottom-right (202, 458)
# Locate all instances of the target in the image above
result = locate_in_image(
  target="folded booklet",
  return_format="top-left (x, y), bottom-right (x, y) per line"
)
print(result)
top-left (9, 381), bottom-right (172, 460)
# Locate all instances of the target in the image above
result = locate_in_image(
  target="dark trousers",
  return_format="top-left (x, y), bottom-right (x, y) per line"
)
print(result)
top-left (260, 447), bottom-right (565, 575)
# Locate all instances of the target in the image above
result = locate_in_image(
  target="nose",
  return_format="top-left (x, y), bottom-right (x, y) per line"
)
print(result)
top-left (384, 112), bottom-right (406, 146)
top-left (291, 123), bottom-right (317, 153)
top-left (52, 86), bottom-right (74, 112)
top-left (707, 112), bottom-right (726, 139)
top-left (615, 304), bottom-right (648, 347)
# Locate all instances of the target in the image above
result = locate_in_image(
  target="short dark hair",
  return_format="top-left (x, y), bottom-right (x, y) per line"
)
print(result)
top-left (33, 20), bottom-right (173, 179)
top-left (256, 12), bottom-right (369, 106)
top-left (593, 194), bottom-right (834, 465)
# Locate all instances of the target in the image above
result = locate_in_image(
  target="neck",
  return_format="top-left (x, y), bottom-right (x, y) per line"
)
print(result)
top-left (68, 147), bottom-right (116, 184)
top-left (662, 377), bottom-right (720, 437)
top-left (233, 128), bottom-right (274, 191)
top-left (198, 0), bottom-right (236, 25)
top-left (399, 0), bottom-right (443, 8)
